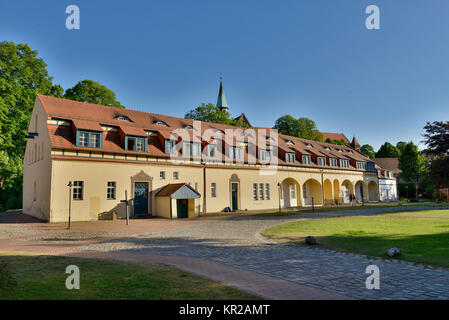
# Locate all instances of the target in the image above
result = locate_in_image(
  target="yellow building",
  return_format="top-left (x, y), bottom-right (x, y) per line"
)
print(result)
top-left (23, 87), bottom-right (392, 223)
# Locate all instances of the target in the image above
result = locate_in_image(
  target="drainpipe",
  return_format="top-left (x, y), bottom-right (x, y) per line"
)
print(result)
top-left (202, 164), bottom-right (207, 216)
top-left (320, 169), bottom-right (325, 206)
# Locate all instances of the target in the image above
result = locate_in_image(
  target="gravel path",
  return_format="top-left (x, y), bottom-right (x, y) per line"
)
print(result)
top-left (77, 205), bottom-right (449, 300)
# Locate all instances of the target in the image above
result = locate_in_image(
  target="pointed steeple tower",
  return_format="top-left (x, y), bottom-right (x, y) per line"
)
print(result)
top-left (216, 74), bottom-right (228, 112)
top-left (351, 136), bottom-right (361, 152)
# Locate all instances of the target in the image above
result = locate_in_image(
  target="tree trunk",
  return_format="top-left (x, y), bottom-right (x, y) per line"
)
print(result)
top-left (415, 181), bottom-right (419, 199)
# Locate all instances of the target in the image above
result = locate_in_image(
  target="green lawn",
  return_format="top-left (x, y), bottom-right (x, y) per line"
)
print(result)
top-left (0, 253), bottom-right (258, 300)
top-left (262, 209), bottom-right (449, 267)
top-left (253, 201), bottom-right (445, 217)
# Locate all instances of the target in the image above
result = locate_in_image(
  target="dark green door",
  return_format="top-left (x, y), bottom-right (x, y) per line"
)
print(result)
top-left (231, 183), bottom-right (238, 210)
top-left (134, 182), bottom-right (149, 215)
top-left (177, 199), bottom-right (188, 218)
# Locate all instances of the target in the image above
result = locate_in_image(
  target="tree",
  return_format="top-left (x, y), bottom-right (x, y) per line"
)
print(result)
top-left (398, 142), bottom-right (426, 199)
top-left (273, 115), bottom-right (323, 141)
top-left (396, 141), bottom-right (407, 154)
top-left (325, 138), bottom-right (348, 146)
top-left (0, 41), bottom-right (60, 209)
top-left (360, 144), bottom-right (376, 158)
top-left (184, 103), bottom-right (250, 128)
top-left (64, 80), bottom-right (125, 108)
top-left (422, 121), bottom-right (449, 187)
top-left (375, 142), bottom-right (400, 158)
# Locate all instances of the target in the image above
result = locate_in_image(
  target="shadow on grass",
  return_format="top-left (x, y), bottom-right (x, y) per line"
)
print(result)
top-left (294, 231), bottom-right (449, 268)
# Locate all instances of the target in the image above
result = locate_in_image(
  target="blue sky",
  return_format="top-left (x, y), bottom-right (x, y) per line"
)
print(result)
top-left (1, 1), bottom-right (449, 150)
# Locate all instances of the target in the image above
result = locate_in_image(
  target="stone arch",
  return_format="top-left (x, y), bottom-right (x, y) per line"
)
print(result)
top-left (341, 180), bottom-right (354, 204)
top-left (280, 178), bottom-right (301, 208)
top-left (302, 178), bottom-right (323, 206)
top-left (368, 181), bottom-right (379, 201)
top-left (323, 179), bottom-right (333, 205)
top-left (333, 179), bottom-right (341, 205)
top-left (355, 181), bottom-right (367, 202)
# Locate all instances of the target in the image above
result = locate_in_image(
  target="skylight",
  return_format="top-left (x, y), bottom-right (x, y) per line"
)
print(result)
top-left (154, 120), bottom-right (168, 126)
top-left (114, 115), bottom-right (131, 122)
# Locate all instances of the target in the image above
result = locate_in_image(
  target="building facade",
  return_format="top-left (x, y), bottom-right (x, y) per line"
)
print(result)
top-left (23, 89), bottom-right (395, 222)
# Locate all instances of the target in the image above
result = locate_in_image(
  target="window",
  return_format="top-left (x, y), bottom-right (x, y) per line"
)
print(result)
top-left (211, 183), bottom-right (217, 197)
top-left (318, 156), bottom-right (326, 166)
top-left (259, 149), bottom-right (273, 162)
top-left (126, 136), bottom-right (146, 152)
top-left (115, 115), bottom-right (131, 121)
top-left (330, 158), bottom-right (338, 167)
top-left (183, 142), bottom-right (201, 157)
top-left (356, 161), bottom-right (365, 170)
top-left (253, 183), bottom-right (258, 200)
top-left (160, 171), bottom-right (165, 180)
top-left (77, 131), bottom-right (102, 148)
top-left (184, 125), bottom-right (193, 130)
top-left (366, 162), bottom-right (375, 171)
top-left (107, 182), bottom-right (116, 200)
top-left (290, 183), bottom-right (296, 199)
top-left (79, 132), bottom-right (89, 147)
top-left (165, 140), bottom-right (176, 154)
top-left (194, 182), bottom-right (198, 191)
top-left (154, 120), bottom-right (168, 126)
top-left (253, 183), bottom-right (270, 201)
top-left (259, 183), bottom-right (264, 200)
top-left (302, 154), bottom-right (311, 165)
top-left (208, 144), bottom-right (217, 158)
top-left (173, 172), bottom-right (179, 180)
top-left (229, 146), bottom-right (243, 160)
top-left (73, 181), bottom-right (84, 200)
top-left (285, 152), bottom-right (295, 163)
top-left (340, 159), bottom-right (350, 168)
top-left (265, 184), bottom-right (270, 200)
top-left (286, 140), bottom-right (294, 145)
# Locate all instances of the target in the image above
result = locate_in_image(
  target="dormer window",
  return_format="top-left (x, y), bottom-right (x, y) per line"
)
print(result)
top-left (165, 140), bottom-right (176, 154)
top-left (302, 154), bottom-right (311, 165)
top-left (229, 146), bottom-right (243, 160)
top-left (325, 147), bottom-right (331, 151)
top-left (213, 129), bottom-right (225, 135)
top-left (184, 125), bottom-right (193, 130)
top-left (76, 130), bottom-right (102, 148)
top-left (183, 142), bottom-right (201, 157)
top-left (330, 157), bottom-right (338, 167)
top-left (285, 152), bottom-right (296, 163)
top-left (356, 161), bottom-right (365, 170)
top-left (337, 149), bottom-right (343, 153)
top-left (286, 140), bottom-right (294, 145)
top-left (114, 115), bottom-right (131, 122)
top-left (154, 120), bottom-right (168, 126)
top-left (125, 136), bottom-right (147, 152)
top-left (259, 149), bottom-right (273, 162)
top-left (208, 144), bottom-right (218, 158)
top-left (340, 159), bottom-right (350, 168)
top-left (318, 156), bottom-right (326, 166)
top-left (306, 143), bottom-right (313, 148)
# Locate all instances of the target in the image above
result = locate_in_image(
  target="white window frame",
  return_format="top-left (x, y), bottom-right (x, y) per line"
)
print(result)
top-left (302, 154), bottom-right (311, 165)
top-left (318, 156), bottom-right (326, 166)
top-left (286, 152), bottom-right (295, 163)
top-left (253, 183), bottom-right (258, 200)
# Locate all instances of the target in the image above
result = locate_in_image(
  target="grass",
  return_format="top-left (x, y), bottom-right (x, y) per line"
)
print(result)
top-left (0, 252), bottom-right (259, 300)
top-left (253, 201), bottom-right (445, 217)
top-left (262, 209), bottom-right (449, 267)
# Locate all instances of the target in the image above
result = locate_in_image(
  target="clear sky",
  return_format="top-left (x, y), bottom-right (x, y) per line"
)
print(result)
top-left (1, 0), bottom-right (448, 150)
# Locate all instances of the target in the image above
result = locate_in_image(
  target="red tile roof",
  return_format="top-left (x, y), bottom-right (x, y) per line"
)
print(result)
top-left (38, 95), bottom-right (372, 168)
top-left (321, 132), bottom-right (350, 144)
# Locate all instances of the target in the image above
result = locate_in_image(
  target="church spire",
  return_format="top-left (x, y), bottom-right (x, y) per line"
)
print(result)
top-left (216, 73), bottom-right (228, 112)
